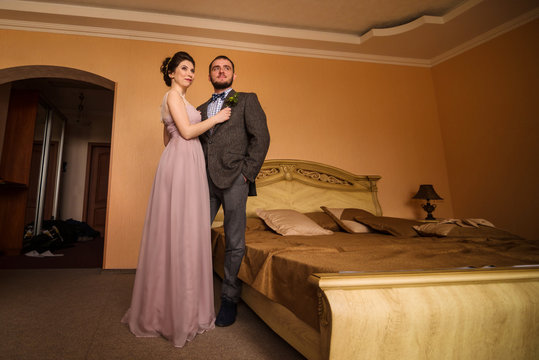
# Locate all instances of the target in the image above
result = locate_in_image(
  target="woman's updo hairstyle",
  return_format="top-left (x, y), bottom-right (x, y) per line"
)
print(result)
top-left (160, 51), bottom-right (195, 86)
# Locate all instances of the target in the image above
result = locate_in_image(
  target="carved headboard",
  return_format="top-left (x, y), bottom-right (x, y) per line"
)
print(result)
top-left (213, 159), bottom-right (382, 224)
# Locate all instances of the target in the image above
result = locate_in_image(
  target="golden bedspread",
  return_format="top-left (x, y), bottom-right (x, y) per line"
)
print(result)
top-left (211, 226), bottom-right (539, 330)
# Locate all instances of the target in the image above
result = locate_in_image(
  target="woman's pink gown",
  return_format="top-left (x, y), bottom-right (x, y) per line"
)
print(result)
top-left (122, 91), bottom-right (215, 347)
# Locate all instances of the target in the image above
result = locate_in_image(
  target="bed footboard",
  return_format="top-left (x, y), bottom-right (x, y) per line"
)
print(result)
top-left (309, 268), bottom-right (539, 360)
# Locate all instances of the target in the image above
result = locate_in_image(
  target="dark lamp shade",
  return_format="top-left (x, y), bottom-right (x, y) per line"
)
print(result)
top-left (412, 185), bottom-right (443, 200)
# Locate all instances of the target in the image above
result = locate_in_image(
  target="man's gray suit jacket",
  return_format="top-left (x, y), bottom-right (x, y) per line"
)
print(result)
top-left (197, 90), bottom-right (270, 194)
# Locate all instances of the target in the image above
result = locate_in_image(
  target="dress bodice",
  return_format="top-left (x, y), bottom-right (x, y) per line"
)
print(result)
top-left (161, 91), bottom-right (202, 139)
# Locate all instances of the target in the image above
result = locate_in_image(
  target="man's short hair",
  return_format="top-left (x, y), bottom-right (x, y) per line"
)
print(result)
top-left (209, 55), bottom-right (235, 73)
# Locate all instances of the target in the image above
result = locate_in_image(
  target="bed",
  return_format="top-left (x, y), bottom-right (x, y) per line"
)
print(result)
top-left (211, 159), bottom-right (539, 360)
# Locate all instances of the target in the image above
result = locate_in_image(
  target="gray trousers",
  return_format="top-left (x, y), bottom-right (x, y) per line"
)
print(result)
top-left (208, 173), bottom-right (249, 303)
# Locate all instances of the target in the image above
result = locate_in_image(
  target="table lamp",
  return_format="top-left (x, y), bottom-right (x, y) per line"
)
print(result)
top-left (412, 184), bottom-right (443, 220)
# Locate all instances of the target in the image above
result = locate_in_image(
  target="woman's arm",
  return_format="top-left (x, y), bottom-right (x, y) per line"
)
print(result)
top-left (167, 90), bottom-right (230, 140)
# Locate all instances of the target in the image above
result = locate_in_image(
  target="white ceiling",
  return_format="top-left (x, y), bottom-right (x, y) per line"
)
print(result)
top-left (1, 0), bottom-right (538, 66)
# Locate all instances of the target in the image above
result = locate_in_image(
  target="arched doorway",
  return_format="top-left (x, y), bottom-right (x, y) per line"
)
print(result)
top-left (0, 66), bottom-right (114, 268)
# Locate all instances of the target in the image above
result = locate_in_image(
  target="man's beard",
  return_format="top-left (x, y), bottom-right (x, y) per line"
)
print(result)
top-left (211, 78), bottom-right (233, 90)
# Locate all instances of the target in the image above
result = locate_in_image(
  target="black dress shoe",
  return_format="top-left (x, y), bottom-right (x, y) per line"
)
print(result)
top-left (215, 299), bottom-right (237, 327)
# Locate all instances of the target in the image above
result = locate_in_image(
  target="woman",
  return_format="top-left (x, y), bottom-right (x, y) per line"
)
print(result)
top-left (122, 51), bottom-right (231, 347)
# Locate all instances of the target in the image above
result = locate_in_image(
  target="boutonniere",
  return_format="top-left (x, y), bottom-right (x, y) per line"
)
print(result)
top-left (224, 93), bottom-right (239, 107)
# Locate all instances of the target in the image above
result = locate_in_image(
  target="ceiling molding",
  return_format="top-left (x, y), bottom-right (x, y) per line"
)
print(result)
top-left (0, 0), bottom-right (362, 44)
top-left (431, 6), bottom-right (539, 66)
top-left (362, 0), bottom-right (486, 40)
top-left (365, 15), bottom-right (444, 39)
top-left (0, 0), bottom-right (537, 67)
top-left (0, 18), bottom-right (432, 67)
top-left (0, 0), bottom-right (484, 45)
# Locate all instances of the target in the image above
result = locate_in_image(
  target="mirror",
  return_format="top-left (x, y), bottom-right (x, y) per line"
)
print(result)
top-left (25, 101), bottom-right (65, 235)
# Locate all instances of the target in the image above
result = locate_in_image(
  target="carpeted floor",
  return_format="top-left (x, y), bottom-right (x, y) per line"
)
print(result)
top-left (0, 268), bottom-right (306, 360)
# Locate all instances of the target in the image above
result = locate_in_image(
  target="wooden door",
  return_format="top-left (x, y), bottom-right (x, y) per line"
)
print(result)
top-left (83, 143), bottom-right (110, 237)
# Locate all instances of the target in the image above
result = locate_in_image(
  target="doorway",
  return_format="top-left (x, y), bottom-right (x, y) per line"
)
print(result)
top-left (0, 66), bottom-right (114, 268)
top-left (83, 143), bottom-right (110, 237)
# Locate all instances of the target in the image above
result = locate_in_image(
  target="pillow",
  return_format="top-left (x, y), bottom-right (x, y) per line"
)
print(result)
top-left (413, 223), bottom-right (522, 239)
top-left (256, 209), bottom-right (333, 236)
top-left (304, 212), bottom-right (341, 232)
top-left (355, 216), bottom-right (423, 237)
top-left (321, 206), bottom-right (374, 233)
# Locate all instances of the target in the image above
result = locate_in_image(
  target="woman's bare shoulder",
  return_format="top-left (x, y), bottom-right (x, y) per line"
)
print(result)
top-left (166, 89), bottom-right (185, 107)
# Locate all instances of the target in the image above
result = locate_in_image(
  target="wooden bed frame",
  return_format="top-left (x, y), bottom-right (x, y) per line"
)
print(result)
top-left (215, 159), bottom-right (539, 360)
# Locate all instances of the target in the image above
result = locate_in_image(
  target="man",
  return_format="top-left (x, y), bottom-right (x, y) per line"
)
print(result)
top-left (197, 55), bottom-right (270, 327)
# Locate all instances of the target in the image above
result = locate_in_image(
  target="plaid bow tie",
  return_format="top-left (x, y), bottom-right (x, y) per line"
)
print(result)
top-left (211, 93), bottom-right (226, 102)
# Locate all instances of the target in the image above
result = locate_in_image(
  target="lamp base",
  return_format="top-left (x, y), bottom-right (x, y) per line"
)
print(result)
top-left (424, 213), bottom-right (436, 221)
top-left (422, 201), bottom-right (437, 221)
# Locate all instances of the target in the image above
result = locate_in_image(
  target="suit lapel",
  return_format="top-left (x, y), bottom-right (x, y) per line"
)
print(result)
top-left (222, 89), bottom-right (236, 108)
top-left (199, 100), bottom-right (210, 121)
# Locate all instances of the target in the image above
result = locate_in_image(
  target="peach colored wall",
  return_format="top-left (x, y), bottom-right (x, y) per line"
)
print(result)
top-left (432, 19), bottom-right (539, 240)
top-left (0, 29), bottom-right (451, 268)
